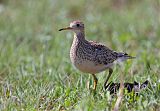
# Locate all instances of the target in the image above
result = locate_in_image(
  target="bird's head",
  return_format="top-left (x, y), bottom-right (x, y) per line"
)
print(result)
top-left (59, 20), bottom-right (84, 33)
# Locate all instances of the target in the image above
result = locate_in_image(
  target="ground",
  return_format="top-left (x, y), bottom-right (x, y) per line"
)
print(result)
top-left (0, 0), bottom-right (160, 110)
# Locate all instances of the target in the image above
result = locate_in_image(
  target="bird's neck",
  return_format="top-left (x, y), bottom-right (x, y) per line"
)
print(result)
top-left (74, 31), bottom-right (85, 41)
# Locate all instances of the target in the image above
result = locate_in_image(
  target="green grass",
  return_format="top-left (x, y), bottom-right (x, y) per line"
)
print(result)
top-left (0, 0), bottom-right (160, 110)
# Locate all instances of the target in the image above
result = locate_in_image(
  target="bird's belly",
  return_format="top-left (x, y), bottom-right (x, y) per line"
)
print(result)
top-left (73, 59), bottom-right (107, 74)
top-left (70, 43), bottom-right (108, 74)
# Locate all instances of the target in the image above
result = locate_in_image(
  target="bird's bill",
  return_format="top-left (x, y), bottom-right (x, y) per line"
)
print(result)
top-left (59, 27), bottom-right (73, 31)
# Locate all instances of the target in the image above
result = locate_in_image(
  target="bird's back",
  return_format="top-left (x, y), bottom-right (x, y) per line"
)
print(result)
top-left (70, 38), bottom-right (119, 74)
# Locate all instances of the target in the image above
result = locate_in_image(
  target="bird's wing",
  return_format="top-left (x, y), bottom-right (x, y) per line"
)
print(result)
top-left (89, 41), bottom-right (118, 65)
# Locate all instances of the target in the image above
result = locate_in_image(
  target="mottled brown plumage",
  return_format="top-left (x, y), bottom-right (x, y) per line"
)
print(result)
top-left (59, 20), bottom-right (134, 90)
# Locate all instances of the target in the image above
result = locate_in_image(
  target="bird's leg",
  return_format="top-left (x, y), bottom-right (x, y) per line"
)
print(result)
top-left (92, 74), bottom-right (98, 90)
top-left (104, 68), bottom-right (113, 89)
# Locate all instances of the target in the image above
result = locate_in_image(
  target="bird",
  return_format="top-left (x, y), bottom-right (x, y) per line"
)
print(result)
top-left (59, 20), bottom-right (135, 91)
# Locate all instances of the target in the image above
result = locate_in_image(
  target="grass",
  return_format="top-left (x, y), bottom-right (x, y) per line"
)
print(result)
top-left (0, 0), bottom-right (160, 110)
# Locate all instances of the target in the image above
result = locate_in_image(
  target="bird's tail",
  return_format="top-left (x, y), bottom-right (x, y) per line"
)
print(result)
top-left (116, 52), bottom-right (135, 62)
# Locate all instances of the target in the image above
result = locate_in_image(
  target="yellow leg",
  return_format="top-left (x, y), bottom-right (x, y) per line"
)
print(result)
top-left (92, 74), bottom-right (98, 90)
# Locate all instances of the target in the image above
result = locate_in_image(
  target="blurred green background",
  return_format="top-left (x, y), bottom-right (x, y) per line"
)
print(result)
top-left (0, 0), bottom-right (160, 110)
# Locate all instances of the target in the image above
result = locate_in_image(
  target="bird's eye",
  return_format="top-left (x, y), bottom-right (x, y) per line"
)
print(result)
top-left (76, 24), bottom-right (80, 27)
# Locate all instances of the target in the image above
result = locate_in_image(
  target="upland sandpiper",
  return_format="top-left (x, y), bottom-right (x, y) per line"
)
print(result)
top-left (59, 20), bottom-right (135, 90)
